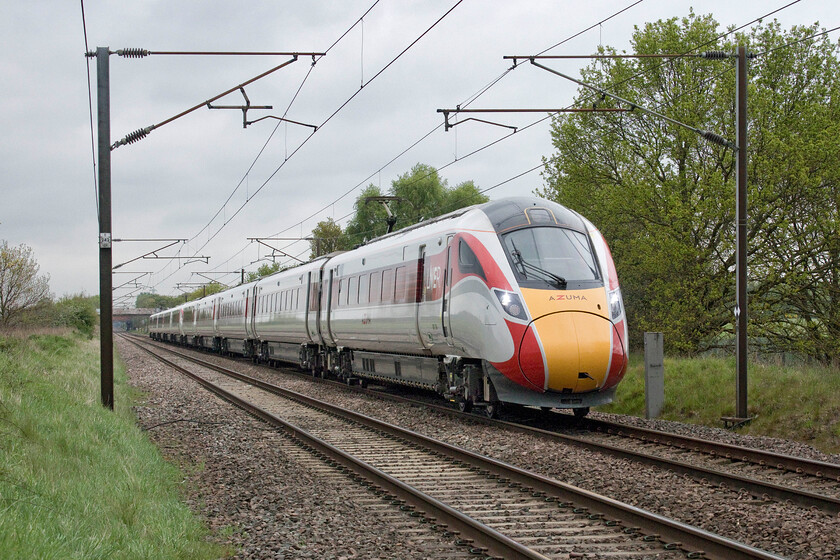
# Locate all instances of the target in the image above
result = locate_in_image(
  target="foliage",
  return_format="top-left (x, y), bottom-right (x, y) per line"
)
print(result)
top-left (135, 292), bottom-right (182, 310)
top-left (0, 240), bottom-right (51, 327)
top-left (339, 163), bottom-right (488, 248)
top-left (310, 217), bottom-right (351, 259)
top-left (53, 294), bottom-right (98, 338)
top-left (745, 23), bottom-right (840, 365)
top-left (539, 15), bottom-right (840, 359)
top-left (342, 184), bottom-right (391, 247)
top-left (185, 281), bottom-right (225, 302)
top-left (0, 334), bottom-right (225, 558)
top-left (246, 262), bottom-right (283, 283)
top-left (12, 296), bottom-right (56, 327)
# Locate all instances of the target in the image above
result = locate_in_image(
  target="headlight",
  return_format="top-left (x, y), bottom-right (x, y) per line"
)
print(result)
top-left (609, 288), bottom-right (624, 321)
top-left (494, 289), bottom-right (528, 321)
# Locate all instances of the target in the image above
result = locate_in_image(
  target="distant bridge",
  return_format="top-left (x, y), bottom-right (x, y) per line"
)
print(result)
top-left (112, 308), bottom-right (156, 331)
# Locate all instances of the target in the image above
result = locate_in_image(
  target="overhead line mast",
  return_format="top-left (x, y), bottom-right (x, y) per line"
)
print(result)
top-left (105, 50), bottom-right (325, 149)
top-left (88, 47), bottom-right (324, 410)
top-left (450, 49), bottom-right (750, 423)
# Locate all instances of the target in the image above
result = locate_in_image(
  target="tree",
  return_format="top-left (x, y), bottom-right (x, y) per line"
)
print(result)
top-left (246, 262), bottom-right (282, 283)
top-left (0, 241), bottom-right (51, 327)
top-left (343, 185), bottom-right (390, 248)
top-left (136, 292), bottom-right (182, 310)
top-left (340, 164), bottom-right (488, 248)
top-left (539, 15), bottom-right (840, 358)
top-left (186, 282), bottom-right (226, 302)
top-left (745, 22), bottom-right (840, 364)
top-left (309, 217), bottom-right (350, 259)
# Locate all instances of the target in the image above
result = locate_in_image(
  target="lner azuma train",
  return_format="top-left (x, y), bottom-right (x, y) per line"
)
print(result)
top-left (150, 196), bottom-right (628, 417)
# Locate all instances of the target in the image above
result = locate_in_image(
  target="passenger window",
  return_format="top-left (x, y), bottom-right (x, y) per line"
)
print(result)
top-left (369, 272), bottom-right (381, 304)
top-left (359, 274), bottom-right (369, 305)
top-left (382, 269), bottom-right (394, 302)
top-left (349, 276), bottom-right (358, 305)
top-left (395, 267), bottom-right (406, 303)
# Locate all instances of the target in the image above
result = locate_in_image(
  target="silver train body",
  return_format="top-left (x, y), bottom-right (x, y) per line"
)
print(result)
top-left (150, 197), bottom-right (629, 414)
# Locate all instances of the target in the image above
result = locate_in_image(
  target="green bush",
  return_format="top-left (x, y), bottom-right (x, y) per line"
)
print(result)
top-left (53, 295), bottom-right (98, 338)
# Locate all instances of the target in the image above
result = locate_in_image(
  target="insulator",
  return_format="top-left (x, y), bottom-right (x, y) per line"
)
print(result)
top-left (124, 128), bottom-right (149, 144)
top-left (117, 48), bottom-right (149, 58)
top-left (111, 125), bottom-right (155, 150)
top-left (701, 130), bottom-right (734, 148)
top-left (699, 50), bottom-right (730, 60)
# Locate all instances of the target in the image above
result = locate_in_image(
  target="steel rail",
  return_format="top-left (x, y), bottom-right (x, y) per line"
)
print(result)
top-left (130, 335), bottom-right (840, 512)
top-left (124, 336), bottom-right (545, 560)
top-left (578, 417), bottom-right (840, 481)
top-left (124, 335), bottom-right (787, 560)
top-left (131, 335), bottom-right (840, 514)
top-left (375, 392), bottom-right (840, 514)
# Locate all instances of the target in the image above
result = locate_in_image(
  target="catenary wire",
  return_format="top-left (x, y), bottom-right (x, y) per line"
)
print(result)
top-left (301, 0), bottom-right (821, 251)
top-left (187, 0), bottom-right (383, 245)
top-left (266, 0), bottom-right (652, 241)
top-left (149, 0), bottom-right (809, 294)
top-left (194, 0), bottom-right (465, 251)
top-left (80, 0), bottom-right (98, 220)
top-left (195, 0), bottom-right (656, 280)
top-left (149, 0), bottom-right (464, 291)
top-left (204, 0), bottom-right (660, 271)
top-left (146, 0), bottom-right (384, 287)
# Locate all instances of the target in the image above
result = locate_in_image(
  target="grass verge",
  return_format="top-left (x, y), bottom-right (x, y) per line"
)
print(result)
top-left (0, 332), bottom-right (227, 559)
top-left (600, 354), bottom-right (840, 454)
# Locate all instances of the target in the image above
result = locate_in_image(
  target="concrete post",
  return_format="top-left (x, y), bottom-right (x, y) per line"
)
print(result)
top-left (644, 332), bottom-right (664, 419)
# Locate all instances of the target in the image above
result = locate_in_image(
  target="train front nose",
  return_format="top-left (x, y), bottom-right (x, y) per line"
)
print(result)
top-left (518, 312), bottom-right (616, 392)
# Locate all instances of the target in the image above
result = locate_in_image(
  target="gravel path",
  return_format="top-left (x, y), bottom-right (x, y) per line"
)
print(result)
top-left (120, 338), bottom-right (840, 559)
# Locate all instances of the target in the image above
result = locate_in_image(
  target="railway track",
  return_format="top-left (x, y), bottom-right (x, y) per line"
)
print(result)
top-left (128, 335), bottom-right (840, 516)
top-left (123, 335), bottom-right (786, 560)
top-left (552, 416), bottom-right (840, 512)
top-left (364, 378), bottom-right (840, 516)
top-left (373, 388), bottom-right (840, 516)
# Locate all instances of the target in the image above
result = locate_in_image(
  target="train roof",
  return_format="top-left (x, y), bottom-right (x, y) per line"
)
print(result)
top-left (480, 197), bottom-right (587, 234)
top-left (361, 196), bottom-right (586, 246)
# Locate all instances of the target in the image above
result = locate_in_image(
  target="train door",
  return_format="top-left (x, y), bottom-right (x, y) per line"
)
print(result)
top-left (318, 267), bottom-right (336, 346)
top-left (246, 286), bottom-right (258, 340)
top-left (326, 269), bottom-right (337, 343)
top-left (414, 245), bottom-right (433, 350)
top-left (442, 234), bottom-right (455, 346)
top-left (315, 269), bottom-right (325, 343)
top-left (304, 271), bottom-right (315, 343)
top-left (212, 297), bottom-right (221, 336)
top-left (244, 289), bottom-right (252, 339)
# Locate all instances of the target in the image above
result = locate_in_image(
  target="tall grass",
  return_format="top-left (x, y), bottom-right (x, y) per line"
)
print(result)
top-left (601, 354), bottom-right (840, 454)
top-left (0, 333), bottom-right (226, 559)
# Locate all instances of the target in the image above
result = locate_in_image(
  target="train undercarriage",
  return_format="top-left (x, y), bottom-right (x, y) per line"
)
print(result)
top-left (149, 330), bottom-right (606, 418)
top-left (150, 332), bottom-right (513, 418)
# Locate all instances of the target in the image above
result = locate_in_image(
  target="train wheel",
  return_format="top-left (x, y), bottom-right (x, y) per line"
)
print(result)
top-left (457, 398), bottom-right (473, 413)
top-left (484, 402), bottom-right (500, 419)
top-left (573, 407), bottom-right (590, 419)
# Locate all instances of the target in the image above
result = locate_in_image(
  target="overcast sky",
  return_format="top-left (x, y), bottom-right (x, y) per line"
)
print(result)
top-left (1, 0), bottom-right (837, 305)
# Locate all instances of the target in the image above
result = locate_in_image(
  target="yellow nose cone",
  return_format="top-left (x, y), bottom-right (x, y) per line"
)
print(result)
top-left (522, 312), bottom-right (612, 392)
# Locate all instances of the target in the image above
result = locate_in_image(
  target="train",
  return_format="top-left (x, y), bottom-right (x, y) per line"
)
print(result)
top-left (149, 196), bottom-right (628, 418)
